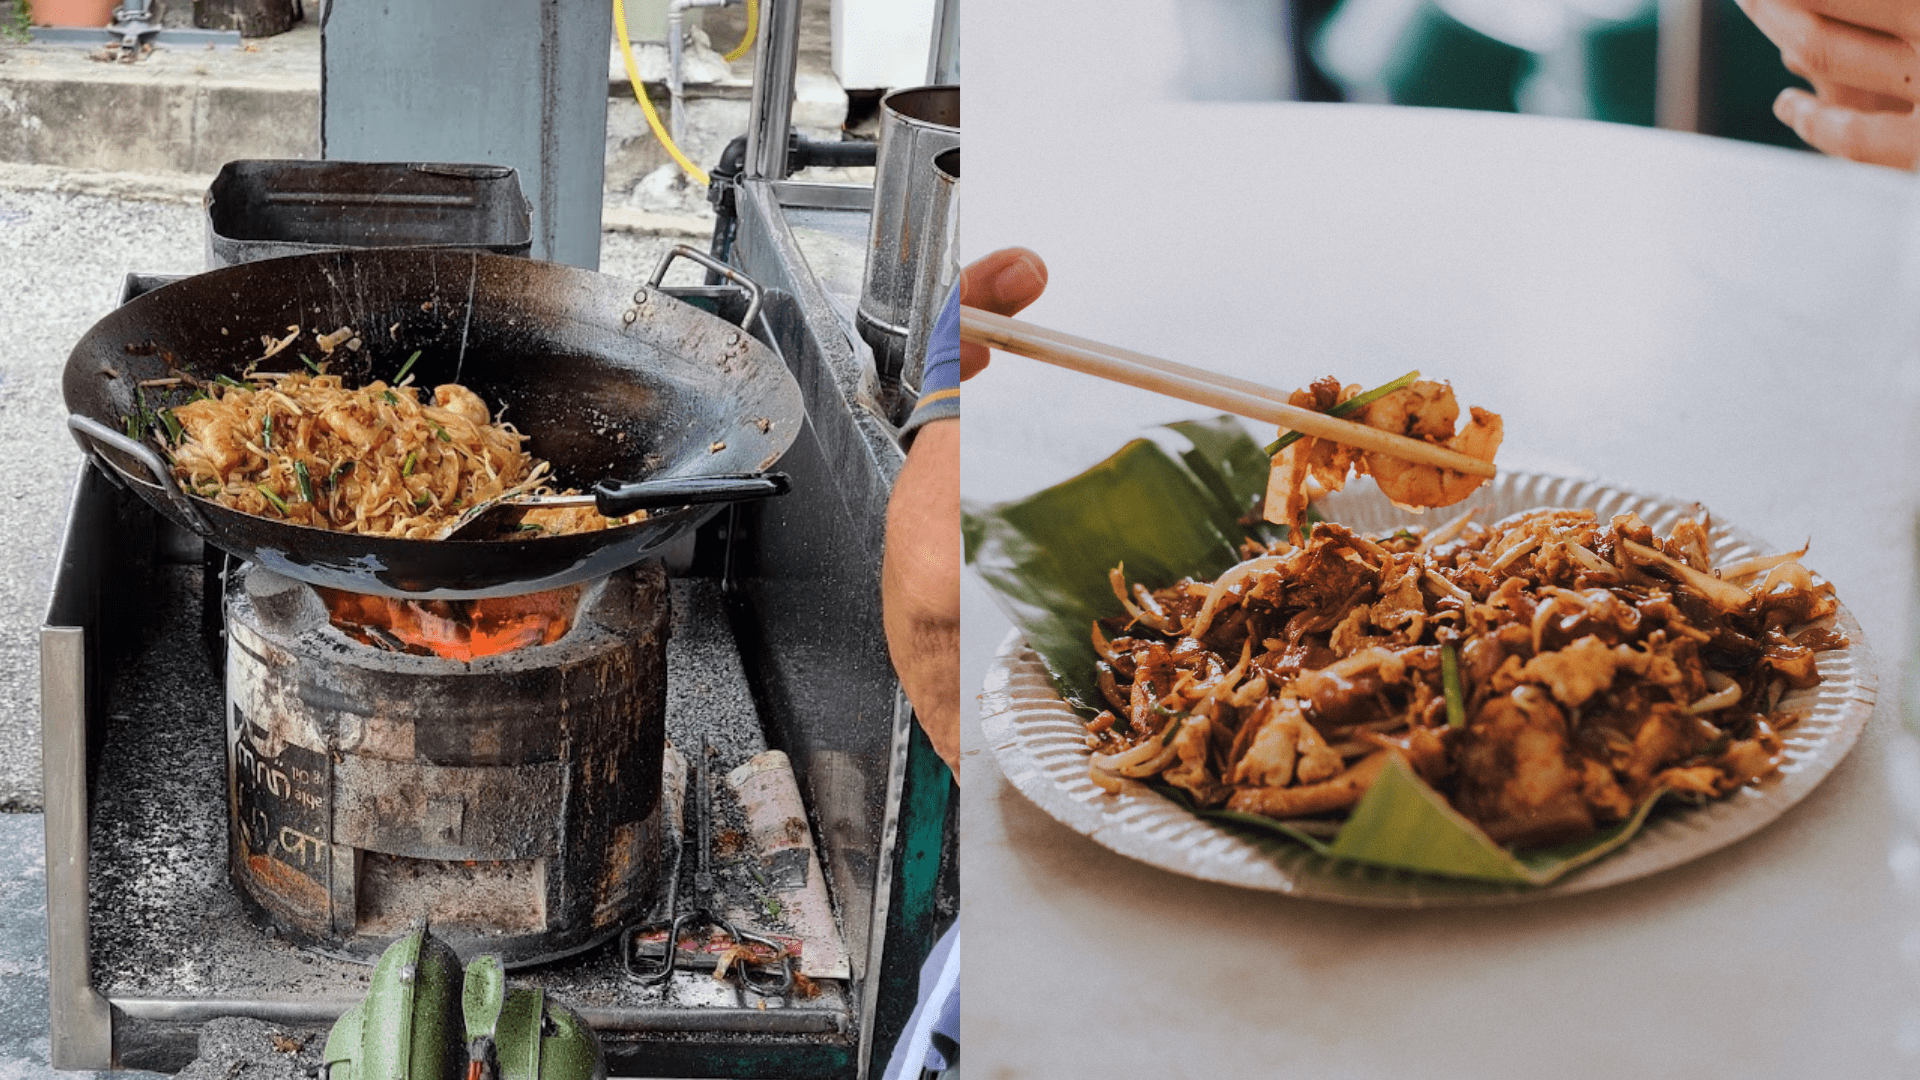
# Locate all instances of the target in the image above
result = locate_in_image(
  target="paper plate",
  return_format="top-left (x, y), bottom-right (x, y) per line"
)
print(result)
top-left (976, 471), bottom-right (1877, 906)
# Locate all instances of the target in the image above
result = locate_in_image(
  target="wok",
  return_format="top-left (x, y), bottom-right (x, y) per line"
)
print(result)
top-left (64, 246), bottom-right (804, 598)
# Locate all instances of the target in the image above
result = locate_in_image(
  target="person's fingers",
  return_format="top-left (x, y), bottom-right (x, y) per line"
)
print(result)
top-left (957, 248), bottom-right (1048, 380)
top-left (1807, 72), bottom-right (1914, 112)
top-left (960, 248), bottom-right (1048, 312)
top-left (1741, 0), bottom-right (1920, 103)
top-left (1794, 0), bottom-right (1920, 44)
top-left (1776, 86), bottom-right (1920, 166)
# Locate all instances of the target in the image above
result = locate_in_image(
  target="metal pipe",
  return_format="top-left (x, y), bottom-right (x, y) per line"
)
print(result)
top-left (744, 0), bottom-right (801, 178)
top-left (666, 0), bottom-right (731, 146)
top-left (44, 623), bottom-right (114, 1069)
top-left (111, 996), bottom-right (849, 1034)
top-left (927, 0), bottom-right (959, 84)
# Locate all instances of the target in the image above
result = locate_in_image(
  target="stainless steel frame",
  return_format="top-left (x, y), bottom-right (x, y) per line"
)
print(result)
top-left (744, 0), bottom-right (802, 179)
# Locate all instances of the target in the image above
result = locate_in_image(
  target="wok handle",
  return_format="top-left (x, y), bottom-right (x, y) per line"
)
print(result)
top-left (591, 472), bottom-right (791, 518)
top-left (649, 244), bottom-right (764, 331)
top-left (66, 414), bottom-right (214, 536)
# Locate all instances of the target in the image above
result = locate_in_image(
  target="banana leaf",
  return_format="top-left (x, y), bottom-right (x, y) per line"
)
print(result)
top-left (963, 416), bottom-right (1665, 886)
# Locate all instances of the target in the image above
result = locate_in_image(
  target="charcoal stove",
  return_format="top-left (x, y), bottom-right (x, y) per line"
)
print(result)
top-left (224, 562), bottom-right (670, 966)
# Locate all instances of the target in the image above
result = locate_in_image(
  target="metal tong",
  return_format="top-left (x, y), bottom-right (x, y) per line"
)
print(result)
top-left (621, 739), bottom-right (794, 996)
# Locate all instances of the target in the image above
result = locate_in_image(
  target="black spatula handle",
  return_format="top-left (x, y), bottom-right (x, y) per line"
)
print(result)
top-left (591, 472), bottom-right (791, 517)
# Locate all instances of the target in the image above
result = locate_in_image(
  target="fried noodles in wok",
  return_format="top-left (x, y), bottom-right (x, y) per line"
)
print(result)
top-left (163, 367), bottom-right (621, 539)
top-left (1087, 507), bottom-right (1846, 849)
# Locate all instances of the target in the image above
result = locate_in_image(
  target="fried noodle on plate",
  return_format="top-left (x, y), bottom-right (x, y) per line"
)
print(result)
top-left (1081, 375), bottom-right (1847, 850)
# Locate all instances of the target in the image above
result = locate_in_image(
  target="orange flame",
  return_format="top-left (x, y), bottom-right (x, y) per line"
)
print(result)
top-left (316, 584), bottom-right (586, 661)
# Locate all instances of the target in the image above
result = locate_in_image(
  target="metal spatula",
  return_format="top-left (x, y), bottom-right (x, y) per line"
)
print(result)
top-left (439, 472), bottom-right (790, 541)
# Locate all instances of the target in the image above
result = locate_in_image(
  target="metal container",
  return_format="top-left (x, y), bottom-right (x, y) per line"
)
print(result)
top-left (204, 160), bottom-right (533, 269)
top-left (856, 85), bottom-right (959, 381)
top-left (900, 146), bottom-right (958, 401)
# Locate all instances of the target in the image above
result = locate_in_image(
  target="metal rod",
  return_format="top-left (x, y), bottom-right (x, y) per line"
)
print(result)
top-left (44, 624), bottom-right (114, 1069)
top-left (854, 687), bottom-right (917, 1080)
top-left (110, 997), bottom-right (849, 1034)
top-left (744, 0), bottom-right (800, 179)
top-left (667, 0), bottom-right (731, 147)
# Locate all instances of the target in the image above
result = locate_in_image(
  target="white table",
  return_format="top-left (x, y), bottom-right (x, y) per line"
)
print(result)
top-left (959, 70), bottom-right (1920, 1080)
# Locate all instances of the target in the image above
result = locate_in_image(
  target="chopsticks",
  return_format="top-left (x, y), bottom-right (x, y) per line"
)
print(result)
top-left (958, 306), bottom-right (1497, 479)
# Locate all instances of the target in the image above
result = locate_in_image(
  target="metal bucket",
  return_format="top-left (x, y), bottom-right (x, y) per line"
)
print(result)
top-left (856, 85), bottom-right (959, 382)
top-left (900, 147), bottom-right (959, 400)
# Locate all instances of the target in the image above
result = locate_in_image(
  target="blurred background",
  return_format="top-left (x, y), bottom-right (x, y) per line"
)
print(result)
top-left (1181, 0), bottom-right (1807, 149)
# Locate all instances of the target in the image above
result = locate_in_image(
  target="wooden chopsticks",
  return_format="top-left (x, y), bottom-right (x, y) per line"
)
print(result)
top-left (958, 306), bottom-right (1497, 479)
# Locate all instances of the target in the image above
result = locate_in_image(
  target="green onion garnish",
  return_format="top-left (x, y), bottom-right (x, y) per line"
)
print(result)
top-left (516, 523), bottom-right (545, 533)
top-left (413, 493), bottom-right (431, 508)
top-left (1441, 642), bottom-right (1466, 729)
top-left (300, 352), bottom-right (320, 373)
top-left (1149, 702), bottom-right (1189, 746)
top-left (261, 413), bottom-right (273, 451)
top-left (432, 425), bottom-right (452, 443)
top-left (1264, 370), bottom-right (1422, 456)
top-left (295, 461), bottom-right (313, 502)
top-left (383, 390), bottom-right (399, 405)
top-left (215, 375), bottom-right (246, 389)
top-left (160, 409), bottom-right (183, 443)
top-left (395, 349), bottom-right (422, 384)
top-left (257, 485), bottom-right (289, 515)
top-left (402, 451), bottom-right (417, 477)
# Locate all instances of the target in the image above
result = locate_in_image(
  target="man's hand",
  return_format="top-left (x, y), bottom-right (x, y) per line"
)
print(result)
top-left (1738, 0), bottom-right (1920, 166)
top-left (958, 248), bottom-right (1048, 380)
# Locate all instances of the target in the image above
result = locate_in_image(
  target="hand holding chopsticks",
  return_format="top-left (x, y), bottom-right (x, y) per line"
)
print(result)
top-left (957, 306), bottom-right (1497, 479)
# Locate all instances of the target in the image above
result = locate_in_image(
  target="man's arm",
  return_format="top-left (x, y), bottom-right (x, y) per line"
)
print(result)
top-left (880, 248), bottom-right (1048, 781)
top-left (883, 417), bottom-right (961, 773)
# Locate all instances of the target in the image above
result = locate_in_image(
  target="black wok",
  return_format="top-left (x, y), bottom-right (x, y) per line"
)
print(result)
top-left (64, 246), bottom-right (804, 598)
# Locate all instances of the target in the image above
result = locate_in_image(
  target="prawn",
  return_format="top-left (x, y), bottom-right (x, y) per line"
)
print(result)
top-left (1360, 381), bottom-right (1501, 508)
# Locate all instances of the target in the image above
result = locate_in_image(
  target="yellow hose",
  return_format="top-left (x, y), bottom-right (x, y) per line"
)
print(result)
top-left (614, 0), bottom-right (712, 187)
top-left (723, 0), bottom-right (757, 63)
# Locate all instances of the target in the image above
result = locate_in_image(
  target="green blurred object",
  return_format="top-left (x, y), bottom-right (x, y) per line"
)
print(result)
top-left (1705, 0), bottom-right (1813, 148)
top-left (323, 928), bottom-right (466, 1080)
top-left (1307, 0), bottom-right (1814, 146)
top-left (324, 928), bottom-right (606, 1080)
top-left (1585, 0), bottom-right (1658, 126)
top-left (1383, 2), bottom-right (1531, 111)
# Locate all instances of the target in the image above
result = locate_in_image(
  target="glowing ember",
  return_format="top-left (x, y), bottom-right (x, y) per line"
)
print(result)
top-left (317, 584), bottom-right (586, 661)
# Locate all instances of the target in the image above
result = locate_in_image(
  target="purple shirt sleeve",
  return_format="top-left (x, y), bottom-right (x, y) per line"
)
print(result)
top-left (902, 286), bottom-right (960, 436)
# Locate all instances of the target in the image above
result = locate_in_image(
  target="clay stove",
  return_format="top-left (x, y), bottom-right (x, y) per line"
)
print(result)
top-left (223, 563), bottom-right (669, 965)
